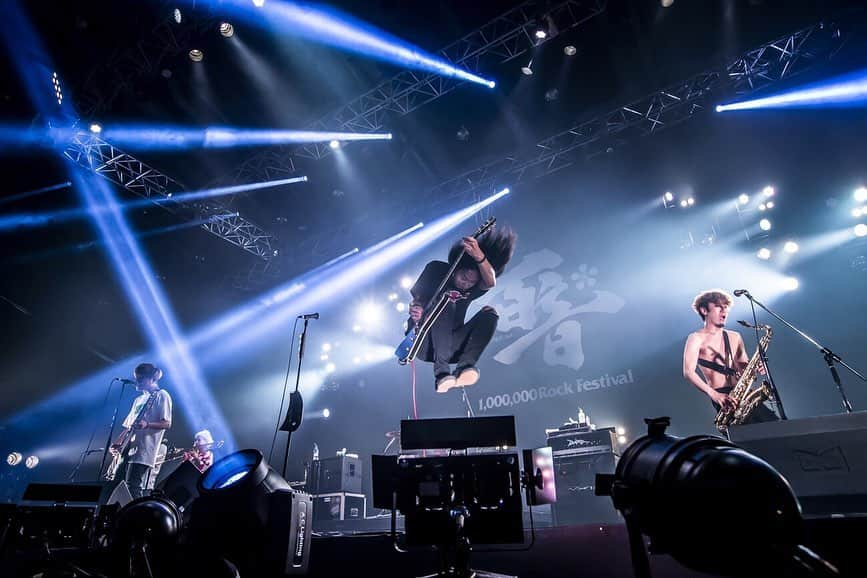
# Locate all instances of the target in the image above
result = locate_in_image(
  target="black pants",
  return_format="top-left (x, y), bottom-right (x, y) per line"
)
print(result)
top-left (419, 305), bottom-right (498, 383)
top-left (712, 386), bottom-right (779, 425)
top-left (124, 462), bottom-right (152, 499)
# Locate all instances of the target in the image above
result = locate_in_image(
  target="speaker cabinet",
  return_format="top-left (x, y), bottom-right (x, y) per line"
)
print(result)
top-left (310, 456), bottom-right (363, 494)
top-left (551, 452), bottom-right (620, 526)
top-left (22, 480), bottom-right (132, 508)
top-left (155, 461), bottom-right (201, 516)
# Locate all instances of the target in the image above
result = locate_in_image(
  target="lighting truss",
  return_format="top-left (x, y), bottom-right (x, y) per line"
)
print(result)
top-left (227, 0), bottom-right (607, 180)
top-left (76, 1), bottom-right (221, 119)
top-left (63, 130), bottom-right (276, 260)
top-left (284, 19), bottom-right (846, 267)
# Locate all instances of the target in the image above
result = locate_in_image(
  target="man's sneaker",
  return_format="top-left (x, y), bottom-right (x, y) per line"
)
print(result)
top-left (454, 366), bottom-right (480, 388)
top-left (436, 374), bottom-right (457, 394)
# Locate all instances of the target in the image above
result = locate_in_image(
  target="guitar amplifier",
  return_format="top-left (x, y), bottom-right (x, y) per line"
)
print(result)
top-left (310, 455), bottom-right (363, 494)
top-left (729, 411), bottom-right (867, 516)
top-left (546, 426), bottom-right (617, 458)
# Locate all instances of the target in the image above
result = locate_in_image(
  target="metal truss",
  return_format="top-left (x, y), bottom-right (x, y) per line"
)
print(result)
top-left (227, 0), bottom-right (607, 180)
top-left (63, 131), bottom-right (276, 260)
top-left (285, 19), bottom-right (845, 267)
top-left (76, 2), bottom-right (221, 119)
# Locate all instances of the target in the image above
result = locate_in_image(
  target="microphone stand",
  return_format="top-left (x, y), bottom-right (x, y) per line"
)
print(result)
top-left (739, 291), bottom-right (865, 413)
top-left (746, 299), bottom-right (787, 421)
top-left (98, 379), bottom-right (128, 481)
top-left (281, 317), bottom-right (312, 479)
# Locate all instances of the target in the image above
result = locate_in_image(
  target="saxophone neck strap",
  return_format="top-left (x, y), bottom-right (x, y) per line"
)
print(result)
top-left (697, 331), bottom-right (737, 376)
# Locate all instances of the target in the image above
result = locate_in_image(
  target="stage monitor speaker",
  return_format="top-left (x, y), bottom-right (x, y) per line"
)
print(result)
top-left (729, 411), bottom-right (867, 516)
top-left (21, 480), bottom-right (132, 508)
top-left (311, 455), bottom-right (363, 494)
top-left (155, 461), bottom-right (200, 515)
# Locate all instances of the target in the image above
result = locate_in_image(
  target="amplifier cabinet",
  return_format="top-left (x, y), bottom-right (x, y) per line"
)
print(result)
top-left (313, 492), bottom-right (366, 522)
top-left (310, 456), bottom-right (363, 494)
top-left (550, 451), bottom-right (620, 526)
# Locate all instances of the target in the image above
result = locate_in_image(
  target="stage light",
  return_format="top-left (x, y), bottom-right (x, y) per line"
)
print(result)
top-left (661, 0), bottom-right (674, 7)
top-left (52, 71), bottom-right (63, 105)
top-left (252, 0), bottom-right (265, 6)
top-left (352, 324), bottom-right (362, 333)
top-left (679, 200), bottom-right (688, 208)
top-left (855, 187), bottom-right (867, 203)
top-left (25, 455), bottom-right (39, 469)
top-left (616, 426), bottom-right (625, 436)
top-left (686, 197), bottom-right (695, 206)
top-left (357, 301), bottom-right (384, 327)
top-left (757, 248), bottom-right (771, 260)
top-left (329, 139), bottom-right (340, 149)
top-left (782, 277), bottom-right (799, 291)
top-left (521, 59), bottom-right (533, 76)
top-left (737, 193), bottom-right (749, 205)
top-left (663, 191), bottom-right (674, 202)
top-left (534, 28), bottom-right (547, 40)
top-left (319, 354), bottom-right (328, 361)
top-left (596, 417), bottom-right (812, 577)
top-left (396, 302), bottom-right (406, 312)
top-left (762, 186), bottom-right (775, 197)
top-left (855, 223), bottom-right (867, 237)
top-left (189, 49), bottom-right (204, 62)
top-left (853, 208), bottom-right (863, 218)
top-left (325, 362), bottom-right (336, 374)
top-left (759, 218), bottom-right (772, 231)
top-left (758, 203), bottom-right (767, 211)
top-left (7, 452), bottom-right (22, 466)
top-left (766, 201), bottom-right (775, 209)
top-left (617, 435), bottom-right (627, 445)
top-left (564, 45), bottom-right (577, 56)
top-left (173, 8), bottom-right (182, 23)
top-left (400, 276), bottom-right (413, 289)
top-left (715, 67), bottom-right (867, 111)
top-left (323, 408), bottom-right (331, 418)
top-left (321, 342), bottom-right (332, 352)
top-left (89, 123), bottom-right (102, 134)
top-left (219, 22), bottom-right (234, 37)
top-left (353, 356), bottom-right (361, 364)
top-left (387, 292), bottom-right (398, 301)
top-left (783, 241), bottom-right (799, 254)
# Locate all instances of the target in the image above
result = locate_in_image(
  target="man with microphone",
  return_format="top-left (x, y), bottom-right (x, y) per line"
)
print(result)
top-left (682, 289), bottom-right (778, 427)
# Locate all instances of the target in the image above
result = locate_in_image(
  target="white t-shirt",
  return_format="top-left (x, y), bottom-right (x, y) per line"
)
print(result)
top-left (122, 389), bottom-right (172, 467)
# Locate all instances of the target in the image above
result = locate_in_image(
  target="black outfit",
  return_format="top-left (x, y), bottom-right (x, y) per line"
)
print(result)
top-left (702, 331), bottom-right (778, 425)
top-left (409, 261), bottom-right (498, 387)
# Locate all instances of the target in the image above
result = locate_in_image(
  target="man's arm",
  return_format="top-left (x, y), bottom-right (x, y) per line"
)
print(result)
top-left (462, 237), bottom-right (495, 290)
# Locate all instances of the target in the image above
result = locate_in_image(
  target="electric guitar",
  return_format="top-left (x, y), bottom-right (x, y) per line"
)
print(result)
top-left (103, 391), bottom-right (159, 481)
top-left (395, 217), bottom-right (496, 364)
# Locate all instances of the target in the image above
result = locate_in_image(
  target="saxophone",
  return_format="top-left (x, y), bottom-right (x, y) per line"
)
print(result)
top-left (714, 325), bottom-right (773, 433)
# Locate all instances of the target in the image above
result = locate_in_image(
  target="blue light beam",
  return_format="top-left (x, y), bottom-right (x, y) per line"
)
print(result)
top-left (1, 181), bottom-right (71, 205)
top-left (177, 0), bottom-right (496, 88)
top-left (717, 68), bottom-right (867, 111)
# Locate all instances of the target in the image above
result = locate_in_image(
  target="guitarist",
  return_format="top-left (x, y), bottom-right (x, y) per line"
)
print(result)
top-left (110, 363), bottom-right (173, 499)
top-left (407, 228), bottom-right (516, 393)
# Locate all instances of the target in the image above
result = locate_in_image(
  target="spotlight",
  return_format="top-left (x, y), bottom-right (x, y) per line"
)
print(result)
top-left (387, 292), bottom-right (398, 301)
top-left (173, 8), bottom-right (182, 23)
top-left (737, 193), bottom-right (749, 205)
top-left (325, 362), bottom-right (336, 374)
top-left (456, 125), bottom-right (470, 141)
top-left (353, 356), bottom-right (361, 364)
top-left (322, 342), bottom-right (332, 352)
top-left (396, 302), bottom-right (406, 312)
top-left (679, 200), bottom-right (688, 208)
top-left (534, 28), bottom-right (547, 40)
top-left (757, 248), bottom-right (771, 260)
top-left (758, 203), bottom-right (767, 211)
top-left (521, 59), bottom-right (533, 76)
top-left (329, 139), bottom-right (340, 150)
top-left (617, 435), bottom-right (627, 445)
top-left (759, 218), bottom-right (772, 231)
top-left (25, 456), bottom-right (39, 469)
top-left (615, 426), bottom-right (626, 436)
top-left (855, 223), bottom-right (867, 237)
top-left (7, 452), bottom-right (22, 466)
top-left (323, 408), bottom-right (331, 419)
top-left (89, 123), bottom-right (102, 134)
top-left (855, 187), bottom-right (867, 203)
top-left (189, 449), bottom-right (312, 575)
top-left (352, 324), bottom-right (362, 333)
top-left (357, 301), bottom-right (383, 326)
top-left (686, 197), bottom-right (695, 206)
top-left (762, 186), bottom-right (775, 198)
top-left (564, 45), bottom-right (577, 56)
top-left (782, 277), bottom-right (799, 291)
top-left (252, 0), bottom-right (265, 6)
top-left (219, 22), bottom-right (234, 37)
top-left (189, 49), bottom-right (204, 62)
top-left (663, 191), bottom-right (674, 202)
top-left (400, 276), bottom-right (413, 289)
top-left (783, 241), bottom-right (799, 254)
top-left (596, 417), bottom-right (810, 577)
top-left (544, 88), bottom-right (559, 102)
top-left (766, 201), bottom-right (775, 209)
top-left (661, 0), bottom-right (674, 7)
top-left (853, 208), bottom-right (863, 218)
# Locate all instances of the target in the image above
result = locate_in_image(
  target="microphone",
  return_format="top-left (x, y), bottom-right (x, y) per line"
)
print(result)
top-left (117, 378), bottom-right (136, 385)
top-left (298, 313), bottom-right (319, 320)
top-left (738, 320), bottom-right (770, 330)
top-left (733, 289), bottom-right (749, 297)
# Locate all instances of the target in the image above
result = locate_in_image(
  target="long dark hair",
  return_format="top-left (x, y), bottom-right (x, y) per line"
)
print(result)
top-left (448, 225), bottom-right (517, 276)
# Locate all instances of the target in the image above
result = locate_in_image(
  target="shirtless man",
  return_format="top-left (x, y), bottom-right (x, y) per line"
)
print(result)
top-left (682, 289), bottom-right (777, 424)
